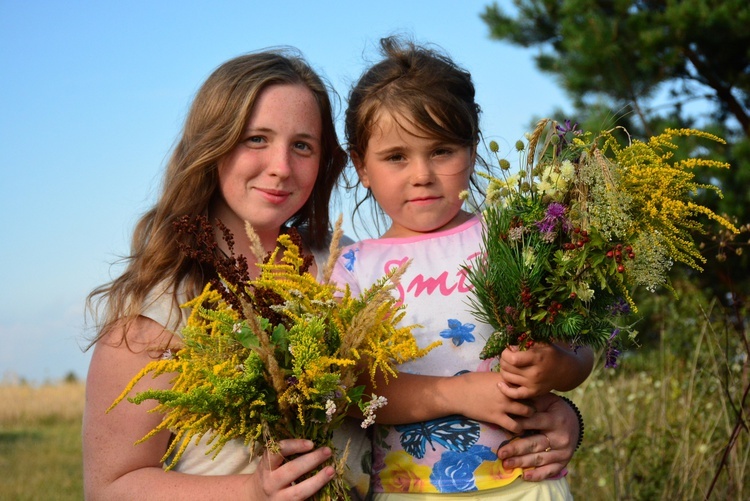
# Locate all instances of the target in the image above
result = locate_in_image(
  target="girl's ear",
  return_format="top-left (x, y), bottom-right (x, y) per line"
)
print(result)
top-left (351, 152), bottom-right (371, 189)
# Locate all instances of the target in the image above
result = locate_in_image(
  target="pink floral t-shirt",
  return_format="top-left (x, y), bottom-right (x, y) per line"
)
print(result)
top-left (331, 216), bottom-right (524, 494)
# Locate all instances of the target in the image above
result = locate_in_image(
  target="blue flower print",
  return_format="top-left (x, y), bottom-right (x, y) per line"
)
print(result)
top-left (395, 416), bottom-right (480, 459)
top-left (440, 319), bottom-right (475, 346)
top-left (430, 444), bottom-right (497, 493)
top-left (343, 248), bottom-right (358, 271)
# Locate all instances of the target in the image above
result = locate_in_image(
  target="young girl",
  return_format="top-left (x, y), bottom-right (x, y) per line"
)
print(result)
top-left (332, 37), bottom-right (592, 499)
top-left (83, 50), bottom-right (369, 500)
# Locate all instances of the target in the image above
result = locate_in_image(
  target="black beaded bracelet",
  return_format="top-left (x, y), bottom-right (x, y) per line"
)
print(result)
top-left (559, 395), bottom-right (584, 451)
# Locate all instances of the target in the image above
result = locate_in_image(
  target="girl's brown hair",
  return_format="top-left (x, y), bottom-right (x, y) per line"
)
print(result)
top-left (86, 50), bottom-right (346, 348)
top-left (345, 36), bottom-right (481, 159)
top-left (343, 36), bottom-right (483, 234)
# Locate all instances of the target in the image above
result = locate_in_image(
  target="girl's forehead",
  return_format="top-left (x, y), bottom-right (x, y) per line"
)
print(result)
top-left (370, 109), bottom-right (434, 141)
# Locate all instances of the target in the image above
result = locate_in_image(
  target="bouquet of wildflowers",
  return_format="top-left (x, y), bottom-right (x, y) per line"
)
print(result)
top-left (109, 217), bottom-right (437, 500)
top-left (465, 119), bottom-right (739, 366)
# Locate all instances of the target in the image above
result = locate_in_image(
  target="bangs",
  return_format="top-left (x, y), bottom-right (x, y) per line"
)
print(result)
top-left (355, 89), bottom-right (477, 155)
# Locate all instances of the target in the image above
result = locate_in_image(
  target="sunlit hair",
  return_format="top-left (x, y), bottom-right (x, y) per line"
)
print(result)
top-left (344, 36), bottom-right (483, 235)
top-left (86, 50), bottom-right (346, 348)
top-left (346, 37), bottom-right (480, 158)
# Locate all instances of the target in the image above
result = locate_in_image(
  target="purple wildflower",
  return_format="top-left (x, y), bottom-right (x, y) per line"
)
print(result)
top-left (286, 376), bottom-right (299, 386)
top-left (556, 120), bottom-right (581, 140)
top-left (605, 328), bottom-right (621, 369)
top-left (555, 120), bottom-right (581, 153)
top-left (607, 297), bottom-right (631, 316)
top-left (536, 202), bottom-right (569, 235)
top-left (536, 221), bottom-right (557, 235)
top-left (546, 202), bottom-right (567, 219)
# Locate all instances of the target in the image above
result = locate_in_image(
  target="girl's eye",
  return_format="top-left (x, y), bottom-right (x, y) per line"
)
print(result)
top-left (434, 147), bottom-right (454, 157)
top-left (386, 153), bottom-right (405, 162)
top-left (293, 141), bottom-right (317, 157)
top-left (243, 135), bottom-right (265, 146)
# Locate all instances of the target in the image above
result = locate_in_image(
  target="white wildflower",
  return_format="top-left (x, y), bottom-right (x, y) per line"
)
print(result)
top-left (325, 399), bottom-right (337, 422)
top-left (559, 160), bottom-right (575, 180)
top-left (361, 394), bottom-right (388, 428)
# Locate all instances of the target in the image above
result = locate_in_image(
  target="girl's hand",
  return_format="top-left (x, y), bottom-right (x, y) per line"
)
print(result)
top-left (447, 371), bottom-right (535, 434)
top-left (248, 439), bottom-right (335, 500)
top-left (495, 393), bottom-right (579, 481)
top-left (499, 343), bottom-right (594, 398)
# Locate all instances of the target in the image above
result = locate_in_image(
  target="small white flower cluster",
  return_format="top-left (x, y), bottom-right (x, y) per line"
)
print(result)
top-left (311, 298), bottom-right (338, 309)
top-left (325, 399), bottom-right (337, 422)
top-left (360, 394), bottom-right (388, 428)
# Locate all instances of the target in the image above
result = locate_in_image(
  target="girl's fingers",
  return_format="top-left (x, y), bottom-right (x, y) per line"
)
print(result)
top-left (284, 464), bottom-right (336, 499)
top-left (274, 445), bottom-right (333, 487)
top-left (498, 381), bottom-right (532, 400)
top-left (277, 439), bottom-right (316, 457)
top-left (518, 462), bottom-right (565, 482)
top-left (262, 439), bottom-right (315, 473)
top-left (497, 434), bottom-right (552, 460)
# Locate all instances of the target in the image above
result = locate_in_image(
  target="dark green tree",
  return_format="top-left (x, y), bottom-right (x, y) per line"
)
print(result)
top-left (482, 0), bottom-right (749, 302)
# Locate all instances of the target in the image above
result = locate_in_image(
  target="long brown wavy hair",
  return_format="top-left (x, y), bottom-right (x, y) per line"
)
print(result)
top-left (86, 49), bottom-right (346, 349)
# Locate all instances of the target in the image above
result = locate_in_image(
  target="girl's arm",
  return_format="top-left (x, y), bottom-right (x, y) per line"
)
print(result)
top-left (498, 342), bottom-right (594, 399)
top-left (356, 369), bottom-right (534, 434)
top-left (83, 316), bottom-right (333, 501)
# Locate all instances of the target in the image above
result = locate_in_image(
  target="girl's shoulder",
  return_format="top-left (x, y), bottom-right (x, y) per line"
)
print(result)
top-left (140, 280), bottom-right (191, 333)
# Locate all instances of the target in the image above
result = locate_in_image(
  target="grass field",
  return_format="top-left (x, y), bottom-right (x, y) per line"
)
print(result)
top-left (0, 382), bottom-right (85, 500)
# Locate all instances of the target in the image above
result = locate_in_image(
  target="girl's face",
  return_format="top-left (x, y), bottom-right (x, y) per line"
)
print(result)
top-left (354, 112), bottom-right (474, 238)
top-left (214, 84), bottom-right (322, 248)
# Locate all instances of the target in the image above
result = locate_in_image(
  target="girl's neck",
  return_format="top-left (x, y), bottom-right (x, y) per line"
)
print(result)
top-left (381, 210), bottom-right (474, 239)
top-left (211, 218), bottom-right (278, 261)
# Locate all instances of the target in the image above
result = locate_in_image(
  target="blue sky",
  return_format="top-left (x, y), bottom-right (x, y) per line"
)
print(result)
top-left (0, 1), bottom-right (570, 383)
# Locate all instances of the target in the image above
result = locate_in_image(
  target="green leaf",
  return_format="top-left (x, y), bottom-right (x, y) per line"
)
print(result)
top-left (347, 385), bottom-right (366, 404)
top-left (236, 324), bottom-right (260, 349)
top-left (271, 324), bottom-right (289, 348)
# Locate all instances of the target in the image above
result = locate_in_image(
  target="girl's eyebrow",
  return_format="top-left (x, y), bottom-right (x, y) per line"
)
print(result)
top-left (372, 145), bottom-right (404, 155)
top-left (243, 126), bottom-right (320, 143)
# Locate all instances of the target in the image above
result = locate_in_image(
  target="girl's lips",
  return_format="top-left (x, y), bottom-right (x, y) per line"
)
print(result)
top-left (256, 188), bottom-right (291, 204)
top-left (408, 196), bottom-right (441, 206)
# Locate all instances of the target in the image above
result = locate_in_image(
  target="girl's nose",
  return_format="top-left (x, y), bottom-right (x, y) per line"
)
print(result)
top-left (410, 158), bottom-right (434, 185)
top-left (268, 145), bottom-right (292, 178)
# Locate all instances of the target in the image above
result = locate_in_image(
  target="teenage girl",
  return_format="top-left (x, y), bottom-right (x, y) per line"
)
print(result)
top-left (83, 50), bottom-right (367, 500)
top-left (332, 37), bottom-right (592, 499)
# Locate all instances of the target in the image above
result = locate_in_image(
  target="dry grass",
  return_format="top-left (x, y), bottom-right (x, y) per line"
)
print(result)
top-left (0, 380), bottom-right (85, 425)
top-left (567, 295), bottom-right (749, 500)
top-left (0, 381), bottom-right (85, 500)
